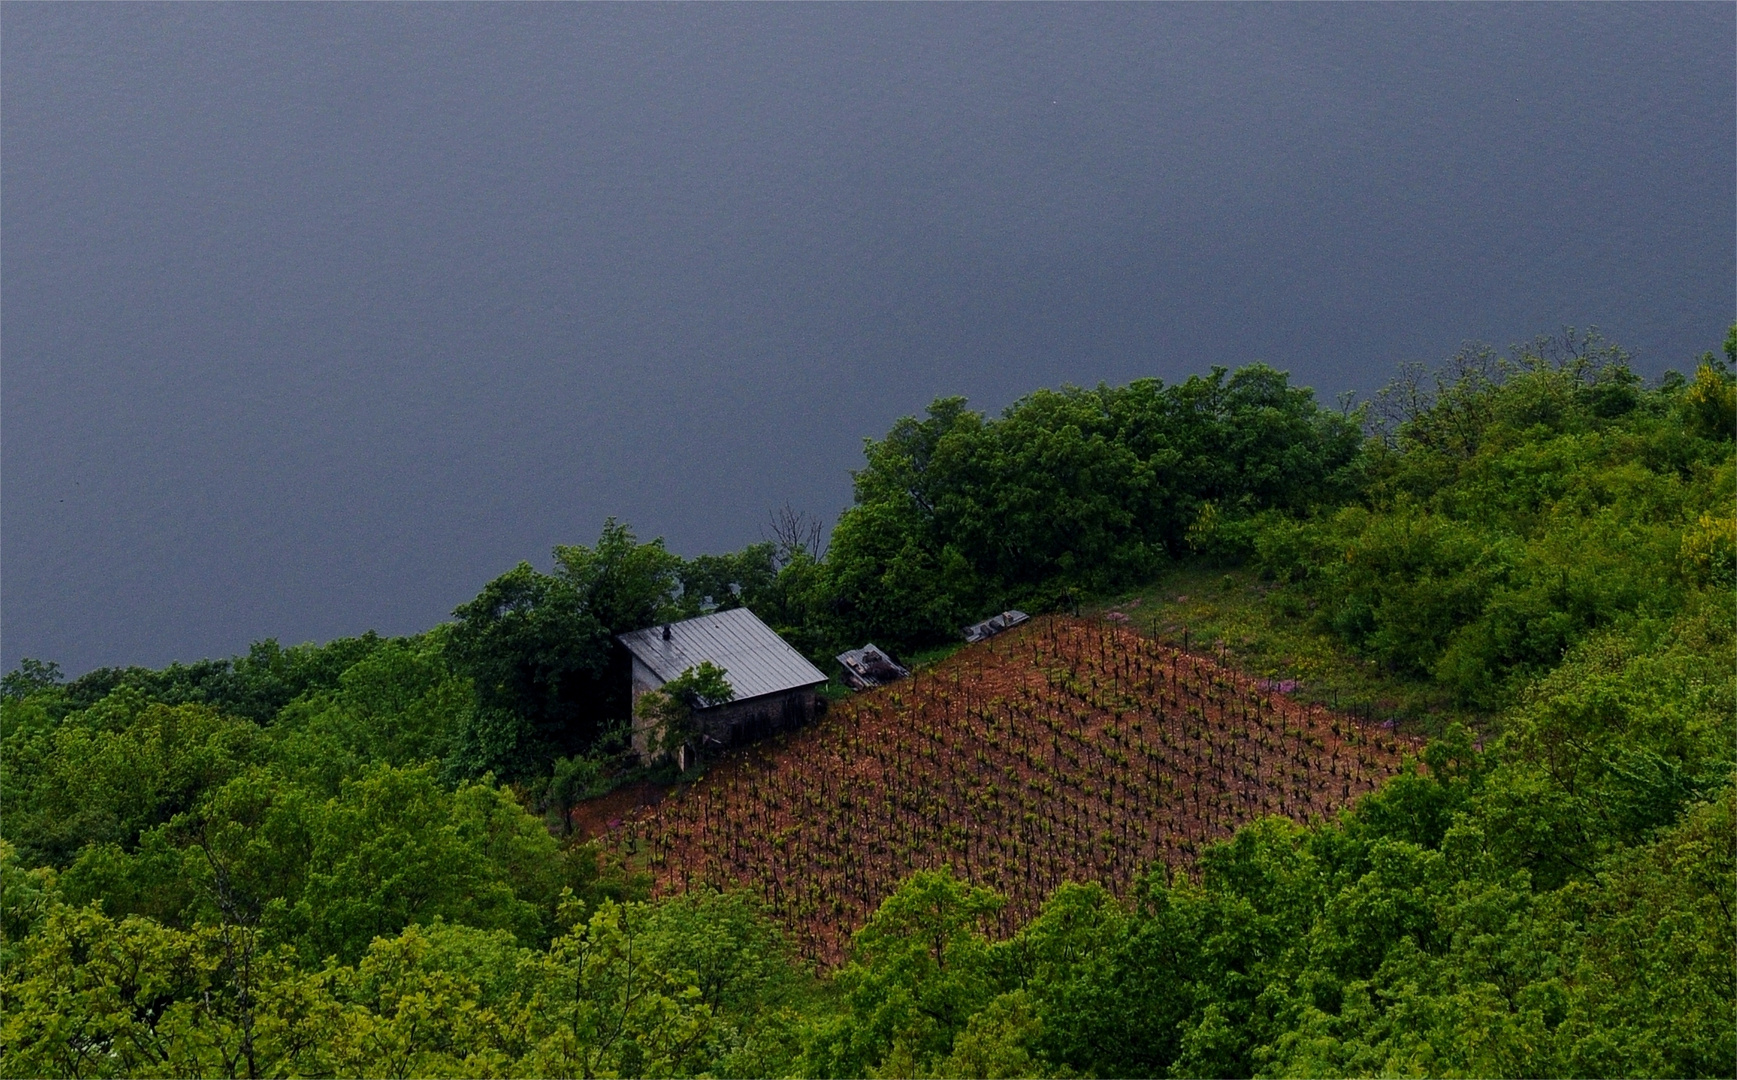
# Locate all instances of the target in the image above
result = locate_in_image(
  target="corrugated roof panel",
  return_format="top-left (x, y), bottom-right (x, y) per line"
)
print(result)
top-left (617, 607), bottom-right (826, 702)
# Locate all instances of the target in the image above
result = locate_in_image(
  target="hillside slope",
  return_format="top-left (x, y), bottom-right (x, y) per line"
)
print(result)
top-left (604, 615), bottom-right (1414, 961)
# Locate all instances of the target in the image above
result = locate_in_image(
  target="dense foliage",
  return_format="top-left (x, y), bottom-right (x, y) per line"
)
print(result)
top-left (1257, 333), bottom-right (1734, 708)
top-left (824, 366), bottom-right (1363, 651)
top-left (3, 329), bottom-right (1731, 1077)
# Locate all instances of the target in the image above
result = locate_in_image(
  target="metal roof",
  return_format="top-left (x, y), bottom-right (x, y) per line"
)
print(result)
top-left (618, 607), bottom-right (827, 703)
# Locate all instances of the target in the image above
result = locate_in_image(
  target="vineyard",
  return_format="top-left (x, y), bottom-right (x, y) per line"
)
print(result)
top-left (602, 616), bottom-right (1416, 963)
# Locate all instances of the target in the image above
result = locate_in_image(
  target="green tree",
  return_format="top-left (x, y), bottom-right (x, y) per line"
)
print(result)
top-left (1259, 332), bottom-right (1732, 708)
top-left (805, 868), bottom-right (1006, 1077)
top-left (826, 366), bottom-right (1361, 652)
top-left (554, 518), bottom-right (686, 636)
top-left (292, 765), bottom-right (549, 963)
top-left (924, 990), bottom-right (1055, 1079)
top-left (445, 562), bottom-right (609, 779)
top-left (633, 662), bottom-right (734, 768)
top-left (265, 632), bottom-right (474, 795)
top-left (2, 701), bottom-right (261, 869)
top-left (0, 658), bottom-right (63, 701)
top-left (447, 520), bottom-right (688, 780)
top-left (520, 898), bottom-right (719, 1078)
top-left (0, 903), bottom-right (275, 1079)
top-left (52, 635), bottom-right (388, 728)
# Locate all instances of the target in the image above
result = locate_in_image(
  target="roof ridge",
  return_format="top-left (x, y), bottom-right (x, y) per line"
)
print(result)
top-left (618, 607), bottom-right (825, 701)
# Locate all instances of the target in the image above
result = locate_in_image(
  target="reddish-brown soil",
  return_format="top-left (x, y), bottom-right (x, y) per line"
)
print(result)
top-left (568, 780), bottom-right (666, 841)
top-left (601, 615), bottom-right (1417, 964)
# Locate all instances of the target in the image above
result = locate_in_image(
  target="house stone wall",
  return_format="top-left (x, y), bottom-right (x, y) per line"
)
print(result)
top-left (632, 677), bottom-right (822, 763)
top-left (695, 687), bottom-right (821, 748)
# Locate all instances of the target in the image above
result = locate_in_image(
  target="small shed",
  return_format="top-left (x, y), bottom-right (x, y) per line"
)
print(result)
top-left (963, 609), bottom-right (1030, 643)
top-left (618, 607), bottom-right (827, 762)
top-left (836, 644), bottom-right (909, 690)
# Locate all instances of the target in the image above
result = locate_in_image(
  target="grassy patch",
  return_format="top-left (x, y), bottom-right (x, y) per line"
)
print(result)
top-left (1092, 566), bottom-right (1488, 740)
top-left (904, 640), bottom-right (967, 670)
top-left (816, 677), bottom-right (855, 703)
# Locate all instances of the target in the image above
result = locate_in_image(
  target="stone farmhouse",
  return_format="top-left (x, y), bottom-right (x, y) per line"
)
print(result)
top-left (618, 607), bottom-right (827, 763)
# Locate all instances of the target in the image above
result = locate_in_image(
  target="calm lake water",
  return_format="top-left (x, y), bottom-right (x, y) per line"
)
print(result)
top-left (4, 4), bottom-right (1732, 673)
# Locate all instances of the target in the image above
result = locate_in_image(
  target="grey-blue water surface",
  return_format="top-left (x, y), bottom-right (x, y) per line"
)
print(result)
top-left (4, 4), bottom-right (1732, 675)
